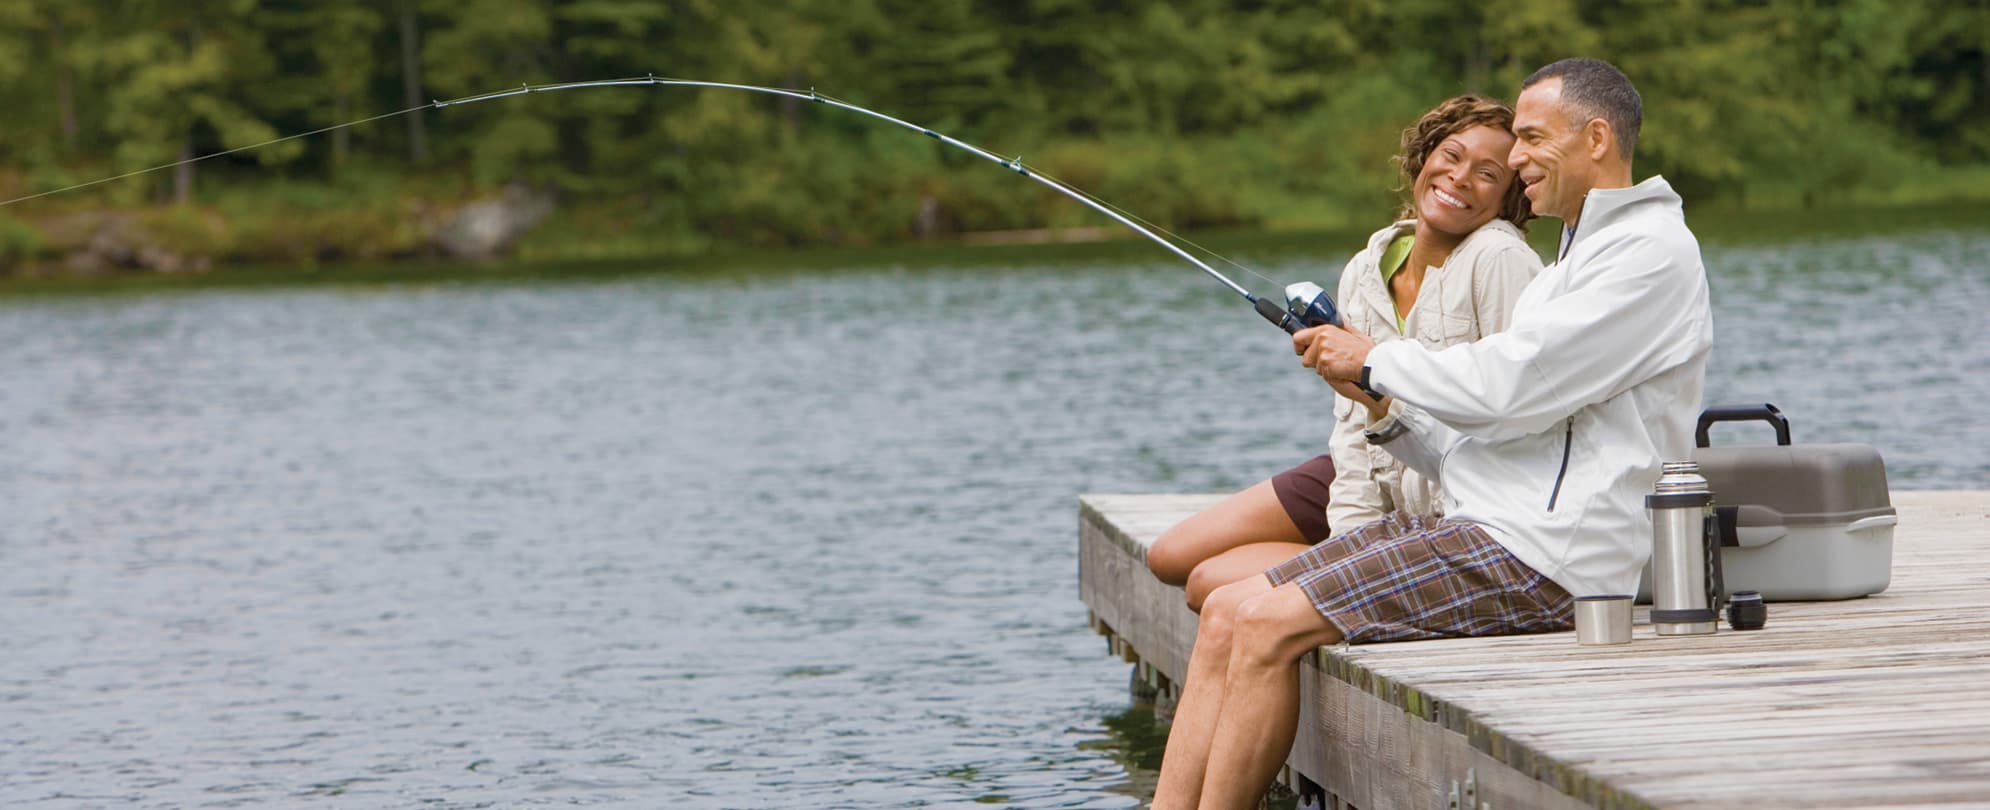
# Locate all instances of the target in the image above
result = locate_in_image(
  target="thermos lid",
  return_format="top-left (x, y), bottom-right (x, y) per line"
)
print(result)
top-left (1726, 590), bottom-right (1767, 631)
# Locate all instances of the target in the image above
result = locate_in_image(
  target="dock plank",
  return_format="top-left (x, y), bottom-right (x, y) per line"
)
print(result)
top-left (1077, 490), bottom-right (1990, 808)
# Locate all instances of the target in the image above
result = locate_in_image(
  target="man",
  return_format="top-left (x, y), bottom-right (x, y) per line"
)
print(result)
top-left (1150, 57), bottom-right (1712, 810)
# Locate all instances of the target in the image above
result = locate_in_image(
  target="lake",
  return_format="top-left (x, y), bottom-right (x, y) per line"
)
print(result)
top-left (3, 216), bottom-right (1986, 808)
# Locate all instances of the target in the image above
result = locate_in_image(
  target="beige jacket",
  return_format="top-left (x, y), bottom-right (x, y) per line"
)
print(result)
top-left (1325, 218), bottom-right (1541, 532)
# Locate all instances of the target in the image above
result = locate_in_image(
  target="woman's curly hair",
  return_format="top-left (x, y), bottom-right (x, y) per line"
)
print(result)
top-left (1395, 94), bottom-right (1534, 231)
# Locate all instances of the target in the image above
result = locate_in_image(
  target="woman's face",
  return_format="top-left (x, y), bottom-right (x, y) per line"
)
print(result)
top-left (1413, 124), bottom-right (1519, 237)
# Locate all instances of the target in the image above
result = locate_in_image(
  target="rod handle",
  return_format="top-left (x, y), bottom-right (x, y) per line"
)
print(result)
top-left (1254, 296), bottom-right (1301, 334)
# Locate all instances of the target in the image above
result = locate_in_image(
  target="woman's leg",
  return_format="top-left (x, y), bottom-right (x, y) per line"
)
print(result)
top-left (1149, 574), bottom-right (1273, 810)
top-left (1182, 541), bottom-right (1312, 612)
top-left (1145, 479), bottom-right (1307, 587)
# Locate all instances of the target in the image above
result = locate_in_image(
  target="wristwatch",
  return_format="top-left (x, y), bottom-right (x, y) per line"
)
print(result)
top-left (1357, 366), bottom-right (1383, 401)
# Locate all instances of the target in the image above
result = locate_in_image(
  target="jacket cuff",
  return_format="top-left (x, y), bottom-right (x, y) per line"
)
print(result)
top-left (1362, 397), bottom-right (1404, 429)
top-left (1362, 410), bottom-right (1408, 444)
top-left (1361, 341), bottom-right (1402, 399)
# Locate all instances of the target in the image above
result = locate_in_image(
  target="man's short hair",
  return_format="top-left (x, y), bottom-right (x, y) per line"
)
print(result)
top-left (1522, 58), bottom-right (1642, 161)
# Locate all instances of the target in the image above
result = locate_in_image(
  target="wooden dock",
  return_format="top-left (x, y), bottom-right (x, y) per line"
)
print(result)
top-left (1078, 490), bottom-right (1990, 809)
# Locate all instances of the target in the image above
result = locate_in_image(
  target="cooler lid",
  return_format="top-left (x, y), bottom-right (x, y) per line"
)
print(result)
top-left (1691, 443), bottom-right (1894, 526)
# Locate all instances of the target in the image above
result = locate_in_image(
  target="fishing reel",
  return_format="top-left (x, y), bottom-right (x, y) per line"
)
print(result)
top-left (1253, 281), bottom-right (1343, 334)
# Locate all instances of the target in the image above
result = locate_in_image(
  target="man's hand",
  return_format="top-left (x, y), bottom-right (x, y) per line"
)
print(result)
top-left (1294, 324), bottom-right (1390, 421)
top-left (1293, 323), bottom-right (1376, 382)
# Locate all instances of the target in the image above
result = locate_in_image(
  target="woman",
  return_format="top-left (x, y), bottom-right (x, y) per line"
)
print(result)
top-left (1145, 95), bottom-right (1540, 610)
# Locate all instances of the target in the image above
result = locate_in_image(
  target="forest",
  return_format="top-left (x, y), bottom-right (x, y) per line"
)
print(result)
top-left (0, 0), bottom-right (1985, 270)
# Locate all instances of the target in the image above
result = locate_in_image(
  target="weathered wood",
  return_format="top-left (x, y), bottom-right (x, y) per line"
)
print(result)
top-left (1077, 490), bottom-right (1990, 809)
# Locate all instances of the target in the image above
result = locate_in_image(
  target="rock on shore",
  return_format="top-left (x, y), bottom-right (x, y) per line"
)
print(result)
top-left (428, 184), bottom-right (556, 262)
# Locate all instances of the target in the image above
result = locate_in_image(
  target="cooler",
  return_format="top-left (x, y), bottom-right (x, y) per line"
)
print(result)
top-left (1637, 404), bottom-right (1897, 602)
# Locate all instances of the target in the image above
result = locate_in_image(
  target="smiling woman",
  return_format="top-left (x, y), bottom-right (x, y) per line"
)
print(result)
top-left (1143, 94), bottom-right (1543, 615)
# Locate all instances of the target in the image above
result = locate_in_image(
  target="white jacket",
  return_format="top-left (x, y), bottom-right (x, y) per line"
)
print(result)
top-left (1326, 219), bottom-right (1540, 532)
top-left (1363, 177), bottom-right (1713, 597)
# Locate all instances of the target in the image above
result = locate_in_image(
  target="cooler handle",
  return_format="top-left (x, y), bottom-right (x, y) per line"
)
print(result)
top-left (1696, 403), bottom-right (1791, 448)
top-left (1846, 515), bottom-right (1898, 534)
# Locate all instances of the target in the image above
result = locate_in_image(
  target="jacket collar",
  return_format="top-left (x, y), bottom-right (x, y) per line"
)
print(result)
top-left (1367, 217), bottom-right (1528, 269)
top-left (1359, 218), bottom-right (1528, 330)
top-left (1357, 222), bottom-right (1414, 329)
top-left (1560, 175), bottom-right (1682, 258)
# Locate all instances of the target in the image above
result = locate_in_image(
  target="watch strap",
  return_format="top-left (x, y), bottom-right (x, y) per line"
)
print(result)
top-left (1358, 365), bottom-right (1383, 400)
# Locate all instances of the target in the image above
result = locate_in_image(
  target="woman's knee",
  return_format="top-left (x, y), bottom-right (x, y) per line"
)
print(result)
top-left (1183, 560), bottom-right (1236, 612)
top-left (1146, 479), bottom-right (1292, 586)
top-left (1145, 527), bottom-right (1200, 585)
top-left (1194, 577), bottom-right (1244, 631)
top-left (1184, 542), bottom-right (1310, 613)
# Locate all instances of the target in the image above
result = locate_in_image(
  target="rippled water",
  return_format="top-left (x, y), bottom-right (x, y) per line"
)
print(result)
top-left (2, 223), bottom-right (1986, 808)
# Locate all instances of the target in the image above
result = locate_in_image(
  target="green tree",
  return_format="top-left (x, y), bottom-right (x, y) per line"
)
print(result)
top-left (259, 0), bottom-right (386, 178)
top-left (1889, 1), bottom-right (1990, 162)
top-left (86, 0), bottom-right (297, 204)
top-left (419, 0), bottom-right (560, 185)
top-left (0, 1), bottom-right (107, 172)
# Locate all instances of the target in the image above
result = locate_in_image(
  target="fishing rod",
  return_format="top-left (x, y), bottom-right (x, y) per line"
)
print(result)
top-left (2, 75), bottom-right (1341, 333)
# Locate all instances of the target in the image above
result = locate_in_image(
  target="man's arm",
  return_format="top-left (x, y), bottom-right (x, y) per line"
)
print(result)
top-left (1314, 233), bottom-right (1710, 442)
top-left (1321, 381), bottom-right (1456, 482)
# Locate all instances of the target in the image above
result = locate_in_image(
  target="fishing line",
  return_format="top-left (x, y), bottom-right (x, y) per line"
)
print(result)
top-left (996, 152), bottom-right (1281, 290)
top-left (0, 105), bottom-right (429, 207)
top-left (811, 88), bottom-right (1285, 293)
top-left (1, 74), bottom-right (1339, 330)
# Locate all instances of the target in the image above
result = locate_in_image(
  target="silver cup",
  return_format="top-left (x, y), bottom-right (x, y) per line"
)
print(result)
top-left (1574, 594), bottom-right (1633, 645)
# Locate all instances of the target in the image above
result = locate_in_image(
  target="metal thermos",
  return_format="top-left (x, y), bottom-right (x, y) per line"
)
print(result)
top-left (1647, 461), bottom-right (1720, 636)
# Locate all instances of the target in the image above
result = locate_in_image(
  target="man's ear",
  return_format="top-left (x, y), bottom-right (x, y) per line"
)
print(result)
top-left (1584, 118), bottom-right (1615, 161)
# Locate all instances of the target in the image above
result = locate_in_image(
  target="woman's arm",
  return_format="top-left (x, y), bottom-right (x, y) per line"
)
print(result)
top-left (1323, 247), bottom-right (1392, 530)
top-left (1326, 395), bottom-right (1390, 531)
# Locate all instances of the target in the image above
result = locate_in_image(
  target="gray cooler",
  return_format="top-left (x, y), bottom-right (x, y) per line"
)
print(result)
top-left (1638, 404), bottom-right (1897, 602)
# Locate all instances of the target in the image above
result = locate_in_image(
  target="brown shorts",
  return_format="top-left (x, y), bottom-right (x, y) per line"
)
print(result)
top-left (1269, 454), bottom-right (1337, 542)
top-left (1265, 512), bottom-right (1574, 643)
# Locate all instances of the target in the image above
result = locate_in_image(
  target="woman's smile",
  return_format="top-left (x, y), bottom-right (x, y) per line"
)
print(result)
top-left (1414, 124), bottom-right (1517, 237)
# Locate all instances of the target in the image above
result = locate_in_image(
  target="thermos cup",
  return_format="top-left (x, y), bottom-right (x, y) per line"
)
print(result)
top-left (1574, 595), bottom-right (1634, 645)
top-left (1647, 461), bottom-right (1722, 636)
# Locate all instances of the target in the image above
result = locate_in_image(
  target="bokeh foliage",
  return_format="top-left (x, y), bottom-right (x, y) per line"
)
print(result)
top-left (0, 0), bottom-right (1984, 255)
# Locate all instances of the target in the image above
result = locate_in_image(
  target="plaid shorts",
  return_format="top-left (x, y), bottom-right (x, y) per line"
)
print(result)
top-left (1264, 512), bottom-right (1574, 643)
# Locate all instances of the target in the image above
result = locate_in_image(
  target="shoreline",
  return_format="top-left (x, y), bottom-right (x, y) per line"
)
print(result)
top-left (2, 195), bottom-right (1987, 296)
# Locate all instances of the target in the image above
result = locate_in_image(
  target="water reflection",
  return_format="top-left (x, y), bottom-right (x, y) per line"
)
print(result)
top-left (0, 220), bottom-right (1984, 808)
top-left (1078, 705), bottom-right (1167, 805)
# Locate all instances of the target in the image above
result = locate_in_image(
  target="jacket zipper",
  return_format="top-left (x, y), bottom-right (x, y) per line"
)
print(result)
top-left (1546, 416), bottom-right (1574, 512)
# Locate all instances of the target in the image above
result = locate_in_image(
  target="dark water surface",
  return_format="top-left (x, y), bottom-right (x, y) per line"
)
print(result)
top-left (3, 224), bottom-right (1986, 808)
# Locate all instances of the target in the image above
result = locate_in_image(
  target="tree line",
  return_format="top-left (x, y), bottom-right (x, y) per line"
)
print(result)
top-left (0, 0), bottom-right (1985, 265)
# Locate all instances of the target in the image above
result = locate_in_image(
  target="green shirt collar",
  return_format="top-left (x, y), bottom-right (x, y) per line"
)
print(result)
top-left (1379, 232), bottom-right (1414, 284)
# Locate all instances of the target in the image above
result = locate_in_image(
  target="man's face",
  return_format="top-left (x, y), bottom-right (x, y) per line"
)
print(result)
top-left (1508, 78), bottom-right (1592, 223)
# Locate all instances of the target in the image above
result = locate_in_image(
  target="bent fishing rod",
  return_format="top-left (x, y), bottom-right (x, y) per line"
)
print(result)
top-left (1, 75), bottom-right (1341, 333)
